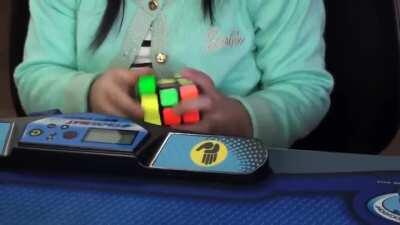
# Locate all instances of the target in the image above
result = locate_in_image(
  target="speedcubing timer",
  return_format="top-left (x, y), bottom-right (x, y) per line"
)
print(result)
top-left (137, 74), bottom-right (200, 126)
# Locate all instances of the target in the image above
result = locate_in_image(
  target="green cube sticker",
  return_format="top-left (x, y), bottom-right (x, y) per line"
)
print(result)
top-left (160, 88), bottom-right (179, 107)
top-left (138, 75), bottom-right (157, 95)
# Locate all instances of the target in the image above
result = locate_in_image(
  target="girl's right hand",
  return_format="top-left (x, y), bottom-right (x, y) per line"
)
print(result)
top-left (89, 67), bottom-right (153, 119)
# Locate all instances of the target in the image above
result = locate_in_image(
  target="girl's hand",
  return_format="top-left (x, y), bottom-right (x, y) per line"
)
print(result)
top-left (173, 68), bottom-right (253, 137)
top-left (89, 67), bottom-right (153, 119)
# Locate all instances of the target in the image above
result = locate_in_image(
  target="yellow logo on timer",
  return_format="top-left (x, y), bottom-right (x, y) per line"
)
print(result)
top-left (190, 140), bottom-right (228, 167)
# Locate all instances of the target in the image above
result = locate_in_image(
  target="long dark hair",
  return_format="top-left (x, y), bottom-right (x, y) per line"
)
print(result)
top-left (91, 0), bottom-right (214, 49)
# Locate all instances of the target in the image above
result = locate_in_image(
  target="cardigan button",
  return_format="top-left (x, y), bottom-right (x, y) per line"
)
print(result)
top-left (148, 0), bottom-right (159, 11)
top-left (156, 53), bottom-right (168, 64)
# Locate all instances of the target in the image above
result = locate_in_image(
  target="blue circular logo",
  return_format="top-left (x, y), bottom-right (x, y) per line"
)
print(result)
top-left (368, 193), bottom-right (400, 223)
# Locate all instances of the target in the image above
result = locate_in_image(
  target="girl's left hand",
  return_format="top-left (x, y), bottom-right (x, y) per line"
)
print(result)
top-left (172, 68), bottom-right (253, 137)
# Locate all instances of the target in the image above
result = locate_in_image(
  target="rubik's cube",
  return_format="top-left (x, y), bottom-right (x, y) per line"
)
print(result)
top-left (137, 74), bottom-right (201, 126)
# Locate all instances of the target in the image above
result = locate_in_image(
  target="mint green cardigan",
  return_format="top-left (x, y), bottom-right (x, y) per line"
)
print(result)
top-left (15, 0), bottom-right (334, 147)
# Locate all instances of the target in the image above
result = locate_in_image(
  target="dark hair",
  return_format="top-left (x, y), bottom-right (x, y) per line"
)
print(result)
top-left (91, 0), bottom-right (214, 49)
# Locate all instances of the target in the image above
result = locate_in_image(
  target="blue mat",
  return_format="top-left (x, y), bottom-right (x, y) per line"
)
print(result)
top-left (2, 171), bottom-right (397, 225)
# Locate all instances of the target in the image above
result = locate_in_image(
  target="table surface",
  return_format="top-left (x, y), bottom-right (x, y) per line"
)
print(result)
top-left (1, 165), bottom-right (400, 225)
top-left (2, 115), bottom-right (400, 225)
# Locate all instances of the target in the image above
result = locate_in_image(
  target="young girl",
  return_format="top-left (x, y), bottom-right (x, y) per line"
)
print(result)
top-left (15, 0), bottom-right (333, 147)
